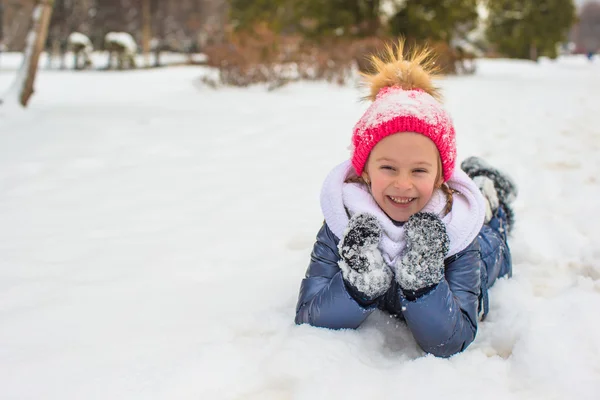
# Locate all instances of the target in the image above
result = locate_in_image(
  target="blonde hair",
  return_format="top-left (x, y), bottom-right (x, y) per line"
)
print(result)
top-left (435, 155), bottom-right (455, 216)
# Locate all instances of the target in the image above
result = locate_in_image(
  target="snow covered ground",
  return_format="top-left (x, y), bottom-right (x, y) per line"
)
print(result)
top-left (0, 51), bottom-right (206, 71)
top-left (1, 56), bottom-right (600, 399)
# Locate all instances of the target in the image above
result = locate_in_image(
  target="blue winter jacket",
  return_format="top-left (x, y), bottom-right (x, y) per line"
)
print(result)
top-left (295, 209), bottom-right (512, 358)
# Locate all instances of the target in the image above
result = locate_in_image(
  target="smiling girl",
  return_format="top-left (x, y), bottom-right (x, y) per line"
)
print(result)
top-left (294, 41), bottom-right (517, 358)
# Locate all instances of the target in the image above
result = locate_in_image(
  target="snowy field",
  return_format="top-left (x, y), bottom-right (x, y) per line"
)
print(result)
top-left (1, 56), bottom-right (600, 399)
top-left (0, 51), bottom-right (206, 71)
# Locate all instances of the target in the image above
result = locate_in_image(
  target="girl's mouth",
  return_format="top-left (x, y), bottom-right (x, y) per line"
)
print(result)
top-left (388, 196), bottom-right (415, 205)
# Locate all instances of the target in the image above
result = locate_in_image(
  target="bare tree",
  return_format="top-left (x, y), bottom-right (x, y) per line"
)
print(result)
top-left (141, 0), bottom-right (150, 65)
top-left (1, 0), bottom-right (53, 107)
top-left (0, 1), bottom-right (5, 67)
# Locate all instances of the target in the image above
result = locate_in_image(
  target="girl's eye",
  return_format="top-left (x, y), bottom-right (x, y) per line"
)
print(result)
top-left (413, 169), bottom-right (428, 173)
top-left (380, 165), bottom-right (396, 171)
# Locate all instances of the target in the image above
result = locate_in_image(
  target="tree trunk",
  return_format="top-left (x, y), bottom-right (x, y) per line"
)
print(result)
top-left (2, 0), bottom-right (54, 107)
top-left (22, 1), bottom-right (53, 106)
top-left (530, 43), bottom-right (538, 61)
top-left (142, 0), bottom-right (151, 67)
top-left (367, 0), bottom-right (381, 36)
top-left (154, 45), bottom-right (161, 68)
top-left (0, 1), bottom-right (4, 70)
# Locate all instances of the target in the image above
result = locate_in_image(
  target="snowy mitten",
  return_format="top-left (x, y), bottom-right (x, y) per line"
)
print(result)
top-left (461, 156), bottom-right (517, 230)
top-left (394, 213), bottom-right (449, 299)
top-left (338, 213), bottom-right (393, 302)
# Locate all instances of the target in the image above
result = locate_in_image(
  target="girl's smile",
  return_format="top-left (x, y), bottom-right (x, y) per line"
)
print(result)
top-left (388, 196), bottom-right (416, 205)
top-left (361, 132), bottom-right (442, 222)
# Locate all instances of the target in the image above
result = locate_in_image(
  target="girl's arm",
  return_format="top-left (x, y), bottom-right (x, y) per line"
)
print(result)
top-left (399, 239), bottom-right (482, 358)
top-left (295, 223), bottom-right (377, 329)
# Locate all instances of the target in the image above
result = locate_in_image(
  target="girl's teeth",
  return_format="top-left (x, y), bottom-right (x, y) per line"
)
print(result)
top-left (390, 196), bottom-right (414, 204)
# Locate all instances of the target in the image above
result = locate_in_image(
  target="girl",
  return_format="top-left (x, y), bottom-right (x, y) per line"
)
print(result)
top-left (294, 42), bottom-right (517, 358)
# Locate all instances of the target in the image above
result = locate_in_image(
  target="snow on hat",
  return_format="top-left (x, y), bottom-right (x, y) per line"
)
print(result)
top-left (351, 41), bottom-right (456, 182)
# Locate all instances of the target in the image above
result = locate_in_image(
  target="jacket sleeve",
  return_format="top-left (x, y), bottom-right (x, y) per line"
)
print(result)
top-left (399, 239), bottom-right (482, 358)
top-left (295, 223), bottom-right (377, 329)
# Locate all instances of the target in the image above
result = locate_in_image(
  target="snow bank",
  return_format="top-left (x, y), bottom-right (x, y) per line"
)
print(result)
top-left (0, 57), bottom-right (599, 399)
top-left (105, 32), bottom-right (137, 54)
top-left (0, 52), bottom-right (206, 71)
top-left (68, 32), bottom-right (93, 54)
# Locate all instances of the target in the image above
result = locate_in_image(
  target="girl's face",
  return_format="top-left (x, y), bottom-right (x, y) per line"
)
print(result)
top-left (361, 132), bottom-right (442, 222)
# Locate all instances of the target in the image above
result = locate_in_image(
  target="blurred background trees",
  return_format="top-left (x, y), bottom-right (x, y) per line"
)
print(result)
top-left (1, 1), bottom-right (589, 59)
top-left (2, 0), bottom-right (228, 54)
top-left (1, 0), bottom-right (595, 85)
top-left (486, 0), bottom-right (577, 59)
top-left (389, 0), bottom-right (479, 44)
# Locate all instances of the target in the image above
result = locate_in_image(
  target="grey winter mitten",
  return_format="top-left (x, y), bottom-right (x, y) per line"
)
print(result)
top-left (394, 213), bottom-right (450, 299)
top-left (338, 213), bottom-right (393, 302)
top-left (461, 156), bottom-right (517, 230)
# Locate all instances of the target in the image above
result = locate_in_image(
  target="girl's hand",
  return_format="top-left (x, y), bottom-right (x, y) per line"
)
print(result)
top-left (394, 212), bottom-right (449, 295)
top-left (338, 213), bottom-right (393, 301)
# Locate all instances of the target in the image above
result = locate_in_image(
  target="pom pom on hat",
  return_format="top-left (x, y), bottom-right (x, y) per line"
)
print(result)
top-left (351, 40), bottom-right (457, 182)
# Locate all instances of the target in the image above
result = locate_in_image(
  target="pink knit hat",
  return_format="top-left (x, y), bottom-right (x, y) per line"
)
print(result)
top-left (351, 43), bottom-right (457, 182)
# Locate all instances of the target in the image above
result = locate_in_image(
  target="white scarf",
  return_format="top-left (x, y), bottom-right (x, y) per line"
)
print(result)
top-left (320, 160), bottom-right (486, 266)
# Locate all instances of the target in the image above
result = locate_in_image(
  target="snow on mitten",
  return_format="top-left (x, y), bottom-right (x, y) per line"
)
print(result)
top-left (461, 156), bottom-right (517, 230)
top-left (338, 213), bottom-right (393, 302)
top-left (394, 213), bottom-right (449, 298)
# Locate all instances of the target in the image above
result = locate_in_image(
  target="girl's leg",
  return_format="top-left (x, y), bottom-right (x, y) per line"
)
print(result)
top-left (461, 156), bottom-right (518, 234)
top-left (461, 157), bottom-right (517, 319)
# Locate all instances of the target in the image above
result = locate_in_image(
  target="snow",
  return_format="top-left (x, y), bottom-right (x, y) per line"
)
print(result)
top-left (68, 32), bottom-right (93, 53)
top-left (1, 56), bottom-right (600, 399)
top-left (0, 51), bottom-right (207, 71)
top-left (338, 213), bottom-right (393, 298)
top-left (105, 32), bottom-right (138, 54)
top-left (355, 87), bottom-right (452, 135)
top-left (31, 4), bottom-right (42, 21)
top-left (395, 213), bottom-right (448, 292)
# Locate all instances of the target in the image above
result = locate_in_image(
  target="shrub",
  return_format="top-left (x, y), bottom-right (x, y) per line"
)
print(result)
top-left (202, 28), bottom-right (474, 89)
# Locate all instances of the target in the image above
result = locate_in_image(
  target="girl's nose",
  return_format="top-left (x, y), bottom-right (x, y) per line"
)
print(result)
top-left (394, 175), bottom-right (413, 190)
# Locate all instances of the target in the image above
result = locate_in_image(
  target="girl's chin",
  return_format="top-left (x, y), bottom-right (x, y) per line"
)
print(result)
top-left (387, 213), bottom-right (411, 223)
